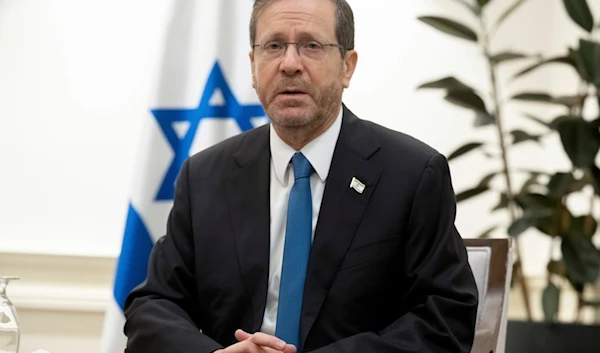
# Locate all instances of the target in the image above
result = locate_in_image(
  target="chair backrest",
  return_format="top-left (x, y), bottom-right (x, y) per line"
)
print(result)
top-left (464, 238), bottom-right (513, 353)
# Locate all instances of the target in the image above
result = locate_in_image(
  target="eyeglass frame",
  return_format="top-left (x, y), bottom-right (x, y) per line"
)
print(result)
top-left (251, 39), bottom-right (347, 61)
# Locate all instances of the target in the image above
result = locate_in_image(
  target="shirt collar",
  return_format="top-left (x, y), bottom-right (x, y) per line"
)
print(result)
top-left (270, 106), bottom-right (343, 184)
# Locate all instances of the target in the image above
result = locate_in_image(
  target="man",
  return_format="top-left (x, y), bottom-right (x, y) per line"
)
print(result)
top-left (123, 0), bottom-right (478, 352)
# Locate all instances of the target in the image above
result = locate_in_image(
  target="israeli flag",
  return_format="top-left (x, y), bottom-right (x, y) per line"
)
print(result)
top-left (100, 1), bottom-right (266, 352)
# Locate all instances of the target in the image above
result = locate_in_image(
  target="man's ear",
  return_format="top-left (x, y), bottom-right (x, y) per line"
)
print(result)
top-left (341, 50), bottom-right (358, 88)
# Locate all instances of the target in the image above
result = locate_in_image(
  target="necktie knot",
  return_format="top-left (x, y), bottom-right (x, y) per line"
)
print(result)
top-left (291, 152), bottom-right (313, 180)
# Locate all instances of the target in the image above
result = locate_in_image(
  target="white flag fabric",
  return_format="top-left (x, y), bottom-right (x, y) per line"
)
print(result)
top-left (101, 1), bottom-right (266, 351)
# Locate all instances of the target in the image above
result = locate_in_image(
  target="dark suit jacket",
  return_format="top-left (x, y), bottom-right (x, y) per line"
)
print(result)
top-left (124, 105), bottom-right (479, 353)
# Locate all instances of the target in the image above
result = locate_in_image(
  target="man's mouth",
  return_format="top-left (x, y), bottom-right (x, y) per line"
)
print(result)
top-left (278, 86), bottom-right (309, 95)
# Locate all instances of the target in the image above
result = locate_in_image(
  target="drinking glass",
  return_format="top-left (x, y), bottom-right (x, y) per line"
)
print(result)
top-left (0, 276), bottom-right (19, 353)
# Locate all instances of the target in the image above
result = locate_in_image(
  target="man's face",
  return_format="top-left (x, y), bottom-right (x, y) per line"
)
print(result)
top-left (250, 0), bottom-right (356, 130)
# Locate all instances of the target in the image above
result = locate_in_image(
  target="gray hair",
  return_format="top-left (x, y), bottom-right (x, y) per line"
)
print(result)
top-left (249, 0), bottom-right (355, 57)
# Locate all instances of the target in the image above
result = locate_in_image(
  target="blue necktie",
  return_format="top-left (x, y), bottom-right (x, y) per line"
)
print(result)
top-left (275, 152), bottom-right (313, 351)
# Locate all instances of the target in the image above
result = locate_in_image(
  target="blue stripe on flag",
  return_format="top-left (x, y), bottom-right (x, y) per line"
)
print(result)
top-left (113, 203), bottom-right (154, 310)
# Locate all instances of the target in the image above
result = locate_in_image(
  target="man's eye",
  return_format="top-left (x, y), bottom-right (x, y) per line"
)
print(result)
top-left (304, 42), bottom-right (323, 51)
top-left (266, 43), bottom-right (283, 50)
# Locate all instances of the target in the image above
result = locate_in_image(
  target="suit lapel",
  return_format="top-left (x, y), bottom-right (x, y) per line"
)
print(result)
top-left (226, 125), bottom-right (271, 332)
top-left (300, 106), bottom-right (383, 347)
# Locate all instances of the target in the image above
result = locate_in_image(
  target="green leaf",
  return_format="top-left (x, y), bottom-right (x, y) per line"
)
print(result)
top-left (566, 273), bottom-right (585, 293)
top-left (492, 193), bottom-right (509, 211)
top-left (447, 142), bottom-right (484, 161)
top-left (545, 210), bottom-right (571, 237)
top-left (474, 112), bottom-right (496, 127)
top-left (513, 56), bottom-right (576, 79)
top-left (477, 225), bottom-right (497, 238)
top-left (478, 171), bottom-right (498, 187)
top-left (507, 208), bottom-right (555, 237)
top-left (489, 51), bottom-right (529, 64)
top-left (510, 129), bottom-right (540, 144)
top-left (513, 193), bottom-right (560, 236)
top-left (477, 0), bottom-right (491, 7)
top-left (512, 92), bottom-right (554, 102)
top-left (565, 176), bottom-right (588, 194)
top-left (578, 39), bottom-right (600, 87)
top-left (547, 172), bottom-right (573, 197)
top-left (418, 16), bottom-right (478, 42)
top-left (511, 92), bottom-right (581, 107)
top-left (542, 280), bottom-right (560, 322)
top-left (417, 76), bottom-right (475, 91)
top-left (553, 116), bottom-right (600, 168)
top-left (570, 46), bottom-right (592, 81)
top-left (523, 113), bottom-right (551, 128)
top-left (515, 192), bottom-right (557, 210)
top-left (562, 0), bottom-right (594, 33)
top-left (445, 90), bottom-right (488, 114)
top-left (553, 95), bottom-right (585, 107)
top-left (493, 0), bottom-right (529, 33)
top-left (444, 90), bottom-right (495, 126)
top-left (546, 171), bottom-right (587, 198)
top-left (591, 165), bottom-right (600, 195)
top-left (451, 0), bottom-right (480, 14)
top-left (456, 186), bottom-right (489, 203)
top-left (507, 217), bottom-right (534, 237)
top-left (562, 231), bottom-right (600, 285)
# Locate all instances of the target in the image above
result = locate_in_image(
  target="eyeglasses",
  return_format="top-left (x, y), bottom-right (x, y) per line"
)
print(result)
top-left (252, 39), bottom-right (345, 61)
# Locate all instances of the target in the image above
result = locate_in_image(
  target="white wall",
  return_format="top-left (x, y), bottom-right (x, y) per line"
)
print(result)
top-left (0, 0), bottom-right (171, 257)
top-left (0, 0), bottom-right (598, 279)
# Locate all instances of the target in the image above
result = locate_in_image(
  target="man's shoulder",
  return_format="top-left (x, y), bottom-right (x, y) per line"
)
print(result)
top-left (349, 115), bottom-right (449, 190)
top-left (352, 115), bottom-right (441, 163)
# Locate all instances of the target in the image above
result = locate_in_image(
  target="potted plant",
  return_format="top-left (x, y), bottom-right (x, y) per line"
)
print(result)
top-left (415, 0), bottom-right (600, 333)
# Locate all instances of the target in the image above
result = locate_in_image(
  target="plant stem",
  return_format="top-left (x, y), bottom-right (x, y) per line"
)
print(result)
top-left (597, 90), bottom-right (600, 120)
top-left (479, 15), bottom-right (533, 320)
top-left (549, 200), bottom-right (568, 322)
top-left (573, 80), bottom-right (588, 117)
top-left (586, 193), bottom-right (595, 236)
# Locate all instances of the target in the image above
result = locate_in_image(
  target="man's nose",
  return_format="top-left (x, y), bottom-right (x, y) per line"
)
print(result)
top-left (280, 44), bottom-right (303, 75)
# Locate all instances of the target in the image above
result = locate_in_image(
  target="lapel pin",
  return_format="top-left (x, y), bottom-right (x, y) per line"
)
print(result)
top-left (349, 177), bottom-right (365, 194)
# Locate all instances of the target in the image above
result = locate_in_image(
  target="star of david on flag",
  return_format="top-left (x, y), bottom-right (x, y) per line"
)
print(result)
top-left (153, 61), bottom-right (264, 201)
top-left (101, 1), bottom-right (266, 352)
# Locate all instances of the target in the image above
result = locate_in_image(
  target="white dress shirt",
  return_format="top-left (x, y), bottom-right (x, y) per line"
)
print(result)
top-left (260, 106), bottom-right (343, 335)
